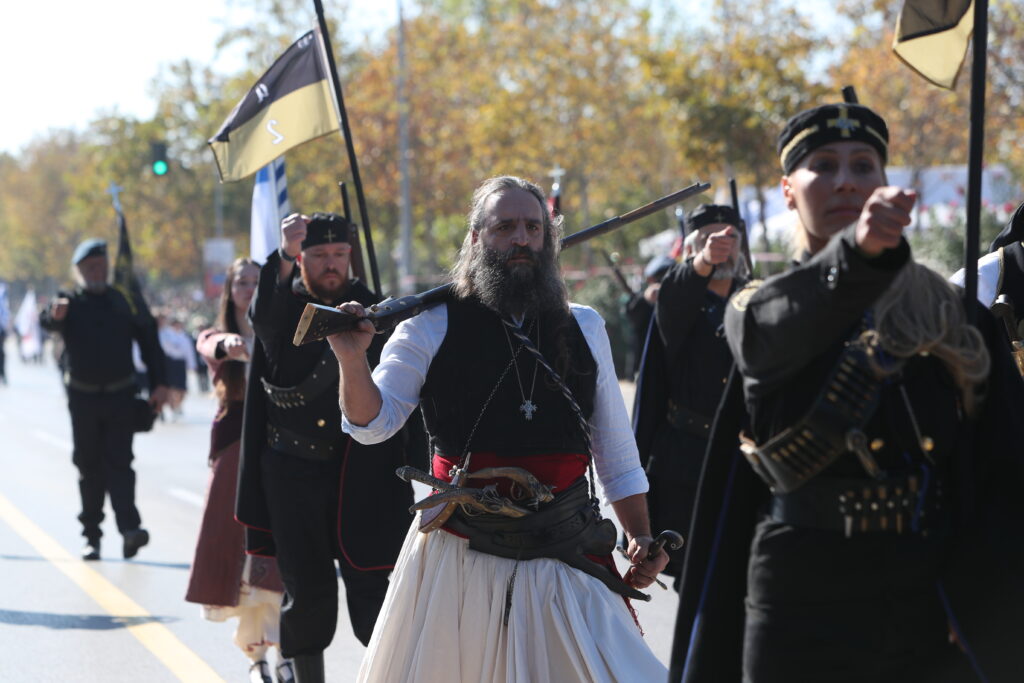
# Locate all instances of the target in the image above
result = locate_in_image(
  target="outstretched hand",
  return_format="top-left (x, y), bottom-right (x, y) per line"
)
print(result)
top-left (855, 187), bottom-right (916, 257)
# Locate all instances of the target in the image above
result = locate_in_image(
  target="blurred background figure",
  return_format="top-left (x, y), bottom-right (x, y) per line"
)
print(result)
top-left (0, 282), bottom-right (9, 384)
top-left (39, 238), bottom-right (168, 561)
top-left (190, 314), bottom-right (212, 394)
top-left (625, 255), bottom-right (674, 377)
top-left (185, 258), bottom-right (291, 683)
top-left (158, 312), bottom-right (196, 420)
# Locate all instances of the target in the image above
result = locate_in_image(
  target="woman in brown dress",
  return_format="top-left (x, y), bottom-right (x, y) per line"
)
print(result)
top-left (185, 258), bottom-right (292, 683)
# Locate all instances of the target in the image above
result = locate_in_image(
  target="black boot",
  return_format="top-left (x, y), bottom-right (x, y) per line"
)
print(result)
top-left (291, 653), bottom-right (324, 683)
top-left (81, 540), bottom-right (101, 561)
top-left (122, 528), bottom-right (149, 559)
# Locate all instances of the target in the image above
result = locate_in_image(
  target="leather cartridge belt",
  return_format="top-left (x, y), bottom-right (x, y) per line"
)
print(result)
top-left (741, 340), bottom-right (901, 494)
top-left (65, 372), bottom-right (136, 394)
top-left (666, 399), bottom-right (711, 439)
top-left (261, 347), bottom-right (338, 409)
top-left (266, 424), bottom-right (338, 461)
top-left (769, 473), bottom-right (945, 538)
top-left (444, 478), bottom-right (648, 601)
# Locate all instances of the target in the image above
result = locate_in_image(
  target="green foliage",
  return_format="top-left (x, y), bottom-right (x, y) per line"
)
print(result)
top-left (906, 209), bottom-right (1008, 277)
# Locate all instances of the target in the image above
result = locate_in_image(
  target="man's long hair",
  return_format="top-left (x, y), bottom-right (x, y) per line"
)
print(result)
top-left (214, 257), bottom-right (256, 405)
top-left (450, 176), bottom-right (582, 380)
top-left (451, 175), bottom-right (566, 306)
top-left (865, 262), bottom-right (990, 415)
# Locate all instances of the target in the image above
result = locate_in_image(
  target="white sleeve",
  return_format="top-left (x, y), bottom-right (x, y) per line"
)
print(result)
top-left (950, 250), bottom-right (1001, 308)
top-left (342, 304), bottom-right (447, 444)
top-left (572, 304), bottom-right (649, 504)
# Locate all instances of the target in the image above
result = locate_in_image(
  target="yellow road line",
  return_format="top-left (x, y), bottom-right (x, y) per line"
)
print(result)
top-left (0, 493), bottom-right (225, 683)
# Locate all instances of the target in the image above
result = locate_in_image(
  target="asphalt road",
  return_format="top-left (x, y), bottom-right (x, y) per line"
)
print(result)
top-left (0, 343), bottom-right (680, 682)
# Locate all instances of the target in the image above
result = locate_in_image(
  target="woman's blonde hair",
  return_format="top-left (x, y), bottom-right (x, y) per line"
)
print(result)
top-left (863, 262), bottom-right (990, 415)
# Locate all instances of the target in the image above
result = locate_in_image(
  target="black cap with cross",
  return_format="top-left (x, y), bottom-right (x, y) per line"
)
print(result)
top-left (301, 212), bottom-right (351, 250)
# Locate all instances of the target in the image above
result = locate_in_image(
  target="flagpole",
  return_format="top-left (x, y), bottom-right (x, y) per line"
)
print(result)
top-left (313, 0), bottom-right (383, 298)
top-left (963, 0), bottom-right (989, 325)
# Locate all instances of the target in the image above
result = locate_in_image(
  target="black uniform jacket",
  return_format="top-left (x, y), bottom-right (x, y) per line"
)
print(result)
top-left (235, 251), bottom-right (415, 570)
top-left (670, 226), bottom-right (1024, 682)
top-left (40, 285), bottom-right (166, 388)
top-left (632, 259), bottom-right (743, 467)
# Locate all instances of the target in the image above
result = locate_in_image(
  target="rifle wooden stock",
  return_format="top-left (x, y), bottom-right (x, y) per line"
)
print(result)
top-left (293, 181), bottom-right (710, 345)
top-left (293, 283), bottom-right (452, 346)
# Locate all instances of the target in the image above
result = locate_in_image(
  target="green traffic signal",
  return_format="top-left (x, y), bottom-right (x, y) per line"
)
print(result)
top-left (150, 141), bottom-right (169, 177)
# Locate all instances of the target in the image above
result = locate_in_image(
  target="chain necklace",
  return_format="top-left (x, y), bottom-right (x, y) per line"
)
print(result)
top-left (503, 317), bottom-right (540, 420)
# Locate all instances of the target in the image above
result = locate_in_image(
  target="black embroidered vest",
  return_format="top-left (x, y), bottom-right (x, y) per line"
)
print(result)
top-left (420, 298), bottom-right (597, 459)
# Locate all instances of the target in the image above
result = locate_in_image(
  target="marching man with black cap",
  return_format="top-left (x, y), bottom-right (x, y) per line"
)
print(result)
top-left (632, 203), bottom-right (748, 587)
top-left (40, 238), bottom-right (168, 561)
top-left (236, 213), bottom-right (413, 683)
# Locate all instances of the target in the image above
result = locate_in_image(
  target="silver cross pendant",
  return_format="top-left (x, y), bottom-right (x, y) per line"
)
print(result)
top-left (520, 400), bottom-right (538, 420)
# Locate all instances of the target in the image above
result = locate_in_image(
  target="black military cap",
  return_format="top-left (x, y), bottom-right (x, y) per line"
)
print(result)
top-left (72, 238), bottom-right (108, 265)
top-left (644, 255), bottom-right (675, 280)
top-left (302, 212), bottom-right (351, 250)
top-left (777, 103), bottom-right (889, 175)
top-left (687, 204), bottom-right (740, 233)
top-left (990, 200), bottom-right (1024, 253)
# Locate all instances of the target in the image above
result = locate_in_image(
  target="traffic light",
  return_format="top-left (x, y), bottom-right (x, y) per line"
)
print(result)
top-left (150, 141), bottom-right (169, 176)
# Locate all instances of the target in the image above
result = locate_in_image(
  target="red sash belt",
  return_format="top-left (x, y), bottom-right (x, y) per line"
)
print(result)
top-left (431, 451), bottom-right (589, 495)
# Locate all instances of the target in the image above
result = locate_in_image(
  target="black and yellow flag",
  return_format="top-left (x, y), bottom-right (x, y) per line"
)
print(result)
top-left (209, 29), bottom-right (339, 182)
top-left (893, 0), bottom-right (974, 90)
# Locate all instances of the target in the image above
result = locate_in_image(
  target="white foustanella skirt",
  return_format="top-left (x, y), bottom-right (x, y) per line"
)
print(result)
top-left (358, 519), bottom-right (668, 683)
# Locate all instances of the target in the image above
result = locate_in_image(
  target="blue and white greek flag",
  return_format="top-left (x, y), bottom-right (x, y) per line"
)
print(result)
top-left (250, 156), bottom-right (291, 263)
top-left (0, 282), bottom-right (10, 332)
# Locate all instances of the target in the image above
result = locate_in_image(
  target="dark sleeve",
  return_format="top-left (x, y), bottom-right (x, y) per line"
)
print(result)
top-left (135, 315), bottom-right (167, 387)
top-left (249, 250), bottom-right (295, 353)
top-left (971, 304), bottom-right (1024, 558)
top-left (38, 290), bottom-right (72, 333)
top-left (656, 258), bottom-right (712, 359)
top-left (724, 225), bottom-right (909, 399)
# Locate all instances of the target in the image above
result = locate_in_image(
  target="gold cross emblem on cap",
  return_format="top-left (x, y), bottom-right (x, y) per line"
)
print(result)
top-left (827, 105), bottom-right (861, 138)
top-left (324, 228), bottom-right (336, 242)
top-left (715, 210), bottom-right (726, 222)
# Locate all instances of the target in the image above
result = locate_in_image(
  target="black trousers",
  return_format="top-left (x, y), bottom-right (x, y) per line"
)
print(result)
top-left (261, 447), bottom-right (390, 657)
top-left (67, 388), bottom-right (141, 542)
top-left (645, 427), bottom-right (705, 580)
top-left (743, 518), bottom-right (979, 683)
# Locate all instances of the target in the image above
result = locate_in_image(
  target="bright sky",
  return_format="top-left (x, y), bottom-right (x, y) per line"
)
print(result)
top-left (2, 2), bottom-right (826, 158)
top-left (0, 1), bottom-right (398, 156)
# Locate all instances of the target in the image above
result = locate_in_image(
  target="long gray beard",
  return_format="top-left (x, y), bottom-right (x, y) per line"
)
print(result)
top-left (712, 261), bottom-right (737, 280)
top-left (470, 243), bottom-right (566, 318)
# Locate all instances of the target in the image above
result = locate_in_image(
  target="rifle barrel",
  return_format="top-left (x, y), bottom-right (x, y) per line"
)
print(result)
top-left (561, 182), bottom-right (709, 250)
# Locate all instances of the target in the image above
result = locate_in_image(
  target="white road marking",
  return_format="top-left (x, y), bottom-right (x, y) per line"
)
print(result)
top-left (31, 429), bottom-right (73, 451)
top-left (0, 492), bottom-right (225, 682)
top-left (168, 487), bottom-right (205, 508)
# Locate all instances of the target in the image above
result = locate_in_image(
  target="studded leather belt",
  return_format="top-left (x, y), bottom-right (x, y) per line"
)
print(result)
top-left (665, 399), bottom-right (711, 439)
top-left (769, 473), bottom-right (945, 537)
top-left (266, 424), bottom-right (338, 461)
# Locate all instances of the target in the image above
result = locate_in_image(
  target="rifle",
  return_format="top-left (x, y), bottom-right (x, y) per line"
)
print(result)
top-left (729, 177), bottom-right (755, 276)
top-left (293, 181), bottom-right (711, 345)
top-left (599, 249), bottom-right (635, 297)
top-left (991, 294), bottom-right (1024, 376)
